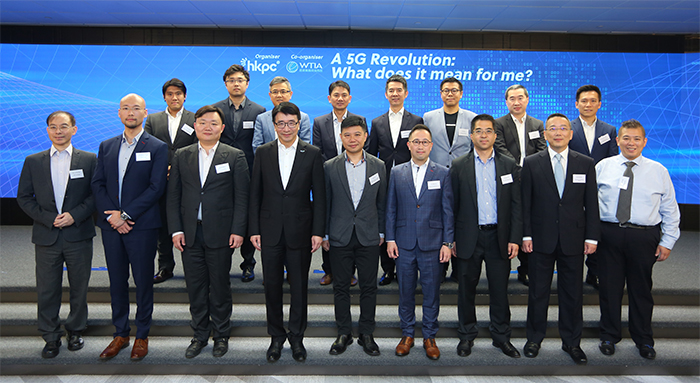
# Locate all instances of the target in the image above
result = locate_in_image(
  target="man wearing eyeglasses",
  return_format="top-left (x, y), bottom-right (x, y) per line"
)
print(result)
top-left (252, 76), bottom-right (311, 153)
top-left (520, 113), bottom-right (600, 365)
top-left (248, 102), bottom-right (326, 363)
top-left (213, 64), bottom-right (265, 282)
top-left (386, 124), bottom-right (454, 360)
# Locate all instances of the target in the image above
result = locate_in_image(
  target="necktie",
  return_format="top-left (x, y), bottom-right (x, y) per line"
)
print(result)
top-left (554, 153), bottom-right (564, 198)
top-left (616, 161), bottom-right (636, 224)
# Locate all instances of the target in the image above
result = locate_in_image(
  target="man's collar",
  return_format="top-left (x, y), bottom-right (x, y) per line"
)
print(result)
top-left (122, 129), bottom-right (144, 145)
top-left (511, 113), bottom-right (527, 124)
top-left (411, 158), bottom-right (430, 168)
top-left (579, 116), bottom-right (597, 128)
top-left (167, 107), bottom-right (185, 118)
top-left (389, 107), bottom-right (405, 117)
top-left (50, 144), bottom-right (73, 156)
top-left (198, 141), bottom-right (220, 155)
top-left (333, 110), bottom-right (348, 122)
top-left (547, 146), bottom-right (569, 159)
top-left (278, 136), bottom-right (299, 151)
top-left (344, 150), bottom-right (366, 165)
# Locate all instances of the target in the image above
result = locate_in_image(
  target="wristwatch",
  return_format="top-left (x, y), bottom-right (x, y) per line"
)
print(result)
top-left (442, 242), bottom-right (454, 249)
top-left (120, 211), bottom-right (132, 221)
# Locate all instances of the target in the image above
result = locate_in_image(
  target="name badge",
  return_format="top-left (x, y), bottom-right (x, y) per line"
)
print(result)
top-left (598, 133), bottom-right (611, 145)
top-left (135, 152), bottom-right (151, 162)
top-left (181, 124), bottom-right (194, 135)
top-left (528, 130), bottom-right (540, 140)
top-left (458, 128), bottom-right (469, 137)
top-left (369, 172), bottom-right (380, 185)
top-left (573, 174), bottom-right (586, 183)
top-left (501, 174), bottom-right (513, 185)
top-left (69, 169), bottom-right (84, 179)
top-left (618, 176), bottom-right (630, 190)
top-left (243, 121), bottom-right (254, 129)
top-left (427, 180), bottom-right (441, 190)
top-left (400, 130), bottom-right (410, 139)
top-left (215, 163), bottom-right (230, 174)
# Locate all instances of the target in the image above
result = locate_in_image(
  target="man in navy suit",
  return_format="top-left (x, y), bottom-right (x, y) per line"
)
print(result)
top-left (92, 93), bottom-right (168, 361)
top-left (568, 84), bottom-right (618, 289)
top-left (521, 113), bottom-right (600, 365)
top-left (386, 124), bottom-right (454, 360)
top-left (17, 111), bottom-right (97, 359)
top-left (368, 74), bottom-right (424, 286)
top-left (253, 76), bottom-right (311, 153)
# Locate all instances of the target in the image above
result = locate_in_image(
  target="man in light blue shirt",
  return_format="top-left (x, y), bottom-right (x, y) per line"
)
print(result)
top-left (252, 76), bottom-right (311, 152)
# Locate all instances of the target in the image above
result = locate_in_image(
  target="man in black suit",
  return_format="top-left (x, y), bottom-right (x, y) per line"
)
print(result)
top-left (167, 105), bottom-right (249, 359)
top-left (145, 78), bottom-right (197, 284)
top-left (493, 84), bottom-right (546, 286)
top-left (450, 114), bottom-right (521, 359)
top-left (367, 74), bottom-right (424, 286)
top-left (312, 80), bottom-right (366, 286)
top-left (249, 102), bottom-right (326, 363)
top-left (17, 111), bottom-right (97, 359)
top-left (521, 113), bottom-right (600, 365)
top-left (212, 64), bottom-right (266, 282)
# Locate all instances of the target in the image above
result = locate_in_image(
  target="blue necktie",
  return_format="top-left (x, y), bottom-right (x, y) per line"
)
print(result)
top-left (554, 153), bottom-right (564, 198)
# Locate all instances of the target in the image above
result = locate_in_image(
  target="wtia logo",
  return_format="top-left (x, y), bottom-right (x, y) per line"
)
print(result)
top-left (240, 58), bottom-right (279, 75)
top-left (286, 61), bottom-right (299, 73)
top-left (286, 61), bottom-right (323, 73)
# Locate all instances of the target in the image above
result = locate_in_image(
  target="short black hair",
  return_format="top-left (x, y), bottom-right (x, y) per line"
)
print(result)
top-left (545, 113), bottom-right (571, 127)
top-left (620, 119), bottom-right (646, 138)
top-left (576, 84), bottom-right (601, 101)
top-left (46, 111), bottom-right (76, 127)
top-left (409, 124), bottom-right (432, 140)
top-left (223, 64), bottom-right (250, 82)
top-left (329, 80), bottom-right (350, 95)
top-left (385, 74), bottom-right (407, 92)
top-left (195, 105), bottom-right (225, 124)
top-left (272, 101), bottom-right (301, 122)
top-left (162, 78), bottom-right (187, 96)
top-left (440, 77), bottom-right (463, 91)
top-left (470, 114), bottom-right (496, 133)
top-left (341, 115), bottom-right (367, 133)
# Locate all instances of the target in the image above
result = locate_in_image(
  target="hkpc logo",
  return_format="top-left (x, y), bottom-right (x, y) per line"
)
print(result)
top-left (240, 58), bottom-right (279, 75)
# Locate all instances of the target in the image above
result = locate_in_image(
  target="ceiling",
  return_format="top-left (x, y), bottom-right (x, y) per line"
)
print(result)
top-left (1, 0), bottom-right (698, 35)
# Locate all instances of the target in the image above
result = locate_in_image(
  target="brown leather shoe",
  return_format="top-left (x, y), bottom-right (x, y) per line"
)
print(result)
top-left (320, 274), bottom-right (332, 285)
top-left (130, 338), bottom-right (148, 361)
top-left (395, 336), bottom-right (414, 356)
top-left (424, 338), bottom-right (440, 360)
top-left (99, 336), bottom-right (130, 360)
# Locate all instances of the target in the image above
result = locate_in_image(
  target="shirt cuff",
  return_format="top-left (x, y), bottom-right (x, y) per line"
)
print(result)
top-left (522, 236), bottom-right (532, 241)
top-left (379, 233), bottom-right (385, 239)
top-left (585, 239), bottom-right (598, 245)
top-left (172, 231), bottom-right (184, 238)
top-left (323, 235), bottom-right (329, 241)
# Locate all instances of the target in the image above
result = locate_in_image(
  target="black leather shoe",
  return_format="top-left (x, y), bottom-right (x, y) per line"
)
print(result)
top-left (517, 272), bottom-right (529, 286)
top-left (523, 341), bottom-right (540, 358)
top-left (185, 338), bottom-right (207, 359)
top-left (585, 272), bottom-right (599, 290)
top-left (329, 334), bottom-right (353, 355)
top-left (213, 337), bottom-right (228, 357)
top-left (290, 339), bottom-right (307, 362)
top-left (378, 272), bottom-right (394, 286)
top-left (266, 340), bottom-right (284, 362)
top-left (637, 344), bottom-right (656, 360)
top-left (493, 341), bottom-right (521, 358)
top-left (562, 344), bottom-right (588, 365)
top-left (241, 267), bottom-right (255, 282)
top-left (599, 340), bottom-right (615, 356)
top-left (42, 340), bottom-right (61, 359)
top-left (358, 334), bottom-right (380, 356)
top-left (67, 333), bottom-right (84, 351)
top-left (153, 269), bottom-right (174, 284)
top-left (457, 339), bottom-right (473, 357)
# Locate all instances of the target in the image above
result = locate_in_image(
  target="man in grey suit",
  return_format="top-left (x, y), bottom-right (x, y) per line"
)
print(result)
top-left (17, 111), bottom-right (97, 358)
top-left (322, 115), bottom-right (386, 357)
top-left (167, 105), bottom-right (250, 359)
top-left (253, 76), bottom-right (311, 152)
top-left (493, 84), bottom-right (546, 286)
top-left (144, 78), bottom-right (197, 284)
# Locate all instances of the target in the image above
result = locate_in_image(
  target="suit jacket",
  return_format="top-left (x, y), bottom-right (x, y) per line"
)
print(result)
top-left (252, 110), bottom-right (311, 153)
top-left (248, 139), bottom-right (326, 249)
top-left (312, 111), bottom-right (367, 161)
top-left (167, 143), bottom-right (249, 249)
top-left (91, 131), bottom-right (168, 231)
top-left (144, 109), bottom-right (197, 163)
top-left (367, 110), bottom-right (424, 177)
top-left (324, 151), bottom-right (386, 247)
top-left (423, 107), bottom-right (477, 168)
top-left (212, 97), bottom-right (266, 172)
top-left (494, 114), bottom-right (546, 164)
top-left (385, 160), bottom-right (454, 252)
top-left (17, 148), bottom-right (97, 246)
top-left (521, 149), bottom-right (600, 256)
top-left (568, 118), bottom-right (618, 164)
top-left (450, 150), bottom-right (522, 259)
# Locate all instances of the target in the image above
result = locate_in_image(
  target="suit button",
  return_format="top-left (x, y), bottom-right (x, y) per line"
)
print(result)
top-left (417, 205), bottom-right (420, 208)
top-left (449, 152), bottom-right (452, 155)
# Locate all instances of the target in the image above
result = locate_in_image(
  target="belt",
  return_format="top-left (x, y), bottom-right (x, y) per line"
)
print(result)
top-left (604, 221), bottom-right (657, 230)
top-left (478, 224), bottom-right (498, 231)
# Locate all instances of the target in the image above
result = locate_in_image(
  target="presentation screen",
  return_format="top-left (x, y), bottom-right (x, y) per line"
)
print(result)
top-left (1, 44), bottom-right (697, 203)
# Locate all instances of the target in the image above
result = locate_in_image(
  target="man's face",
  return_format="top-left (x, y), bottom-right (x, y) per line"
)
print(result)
top-left (195, 112), bottom-right (224, 145)
top-left (269, 82), bottom-right (293, 107)
top-left (118, 95), bottom-right (147, 130)
top-left (506, 88), bottom-right (529, 117)
top-left (575, 91), bottom-right (601, 119)
top-left (385, 81), bottom-right (408, 109)
top-left (407, 129), bottom-right (433, 162)
top-left (340, 125), bottom-right (367, 155)
top-left (274, 112), bottom-right (299, 148)
top-left (544, 116), bottom-right (573, 152)
top-left (46, 113), bottom-right (77, 148)
top-left (617, 127), bottom-right (647, 160)
top-left (224, 72), bottom-right (249, 98)
top-left (440, 82), bottom-right (462, 108)
top-left (470, 120), bottom-right (496, 152)
top-left (163, 86), bottom-right (186, 112)
top-left (328, 86), bottom-right (351, 112)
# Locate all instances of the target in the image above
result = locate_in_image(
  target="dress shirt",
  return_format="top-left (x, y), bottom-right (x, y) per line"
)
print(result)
top-left (547, 146), bottom-right (569, 178)
top-left (333, 110), bottom-right (347, 155)
top-left (474, 150), bottom-right (497, 225)
top-left (411, 158), bottom-right (429, 197)
top-left (511, 113), bottom-right (527, 166)
top-left (166, 107), bottom-right (184, 144)
top-left (118, 129), bottom-right (145, 205)
top-left (580, 116), bottom-right (597, 152)
top-left (344, 151), bottom-right (366, 209)
top-left (595, 154), bottom-right (681, 249)
top-left (224, 96), bottom-right (247, 134)
top-left (50, 144), bottom-right (73, 214)
top-left (278, 136), bottom-right (298, 190)
top-left (197, 142), bottom-right (220, 220)
top-left (388, 107), bottom-right (404, 148)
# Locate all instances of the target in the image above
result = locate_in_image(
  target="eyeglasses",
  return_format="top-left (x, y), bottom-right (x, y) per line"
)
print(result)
top-left (270, 89), bottom-right (291, 95)
top-left (546, 127), bottom-right (571, 132)
top-left (225, 78), bottom-right (247, 84)
top-left (472, 129), bottom-right (495, 135)
top-left (441, 88), bottom-right (461, 94)
top-left (409, 139), bottom-right (432, 146)
top-left (48, 126), bottom-right (73, 132)
top-left (275, 121), bottom-right (299, 129)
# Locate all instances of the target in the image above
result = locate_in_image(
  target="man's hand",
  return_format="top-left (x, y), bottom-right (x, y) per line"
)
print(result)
top-left (229, 234), bottom-right (244, 249)
top-left (53, 212), bottom-right (75, 228)
top-left (522, 239), bottom-right (533, 253)
top-left (439, 245), bottom-right (451, 263)
top-left (584, 242), bottom-right (597, 255)
top-left (116, 221), bottom-right (133, 234)
top-left (655, 245), bottom-right (671, 261)
top-left (250, 235), bottom-right (262, 251)
top-left (322, 240), bottom-right (330, 252)
top-left (104, 210), bottom-right (125, 229)
top-left (387, 241), bottom-right (399, 259)
top-left (379, 237), bottom-right (385, 246)
top-left (311, 235), bottom-right (323, 253)
top-left (507, 243), bottom-right (519, 259)
top-left (172, 233), bottom-right (186, 252)
top-left (451, 242), bottom-right (457, 257)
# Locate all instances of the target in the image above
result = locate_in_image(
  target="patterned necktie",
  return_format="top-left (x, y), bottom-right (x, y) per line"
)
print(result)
top-left (554, 153), bottom-right (565, 198)
top-left (616, 161), bottom-right (636, 224)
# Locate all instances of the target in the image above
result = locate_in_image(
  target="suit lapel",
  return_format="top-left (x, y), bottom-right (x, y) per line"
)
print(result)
top-left (417, 162), bottom-right (436, 202)
top-left (125, 133), bottom-right (149, 174)
top-left (202, 145), bottom-right (229, 190)
top-left (285, 140), bottom-right (307, 190)
top-left (337, 155), bottom-right (353, 202)
top-left (41, 150), bottom-right (56, 202)
top-left (562, 151), bottom-right (576, 200)
top-left (325, 114), bottom-right (338, 157)
top-left (506, 117), bottom-right (521, 160)
top-left (571, 119), bottom-right (589, 155)
top-left (536, 151), bottom-right (558, 197)
top-left (591, 120), bottom-right (604, 154)
top-left (64, 150), bottom-right (81, 200)
top-left (465, 152), bottom-right (478, 209)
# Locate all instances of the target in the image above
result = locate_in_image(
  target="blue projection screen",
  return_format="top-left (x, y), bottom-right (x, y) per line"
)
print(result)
top-left (1, 44), bottom-right (698, 203)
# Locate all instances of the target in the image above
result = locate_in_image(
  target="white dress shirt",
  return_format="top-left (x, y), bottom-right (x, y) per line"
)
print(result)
top-left (580, 116), bottom-right (597, 152)
top-left (547, 146), bottom-right (569, 177)
top-left (197, 141), bottom-right (220, 220)
top-left (278, 136), bottom-right (299, 190)
top-left (388, 107), bottom-right (404, 148)
top-left (511, 113), bottom-right (527, 166)
top-left (333, 110), bottom-right (347, 155)
top-left (167, 107), bottom-right (184, 144)
top-left (50, 144), bottom-right (73, 214)
top-left (411, 158), bottom-right (429, 198)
